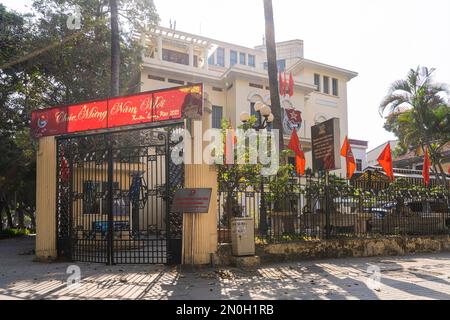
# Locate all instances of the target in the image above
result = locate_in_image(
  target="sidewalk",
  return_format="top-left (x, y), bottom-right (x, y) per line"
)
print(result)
top-left (0, 236), bottom-right (449, 300)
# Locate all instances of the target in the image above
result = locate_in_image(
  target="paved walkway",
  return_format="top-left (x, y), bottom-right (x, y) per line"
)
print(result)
top-left (0, 236), bottom-right (449, 300)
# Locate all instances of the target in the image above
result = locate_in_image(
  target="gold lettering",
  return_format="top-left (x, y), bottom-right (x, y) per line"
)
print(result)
top-left (110, 101), bottom-right (137, 115)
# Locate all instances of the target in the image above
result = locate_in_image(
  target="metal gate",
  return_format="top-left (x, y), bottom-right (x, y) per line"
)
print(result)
top-left (56, 124), bottom-right (184, 264)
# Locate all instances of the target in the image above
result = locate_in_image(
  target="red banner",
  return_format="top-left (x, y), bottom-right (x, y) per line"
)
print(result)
top-left (31, 84), bottom-right (203, 138)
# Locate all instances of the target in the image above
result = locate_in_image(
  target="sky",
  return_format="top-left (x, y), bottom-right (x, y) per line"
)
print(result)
top-left (2, 0), bottom-right (450, 150)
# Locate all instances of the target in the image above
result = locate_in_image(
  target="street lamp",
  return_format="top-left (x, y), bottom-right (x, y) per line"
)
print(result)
top-left (240, 102), bottom-right (274, 130)
top-left (239, 101), bottom-right (274, 238)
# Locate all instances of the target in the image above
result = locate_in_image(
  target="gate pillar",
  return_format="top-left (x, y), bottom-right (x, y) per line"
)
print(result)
top-left (35, 136), bottom-right (57, 260)
top-left (183, 116), bottom-right (218, 265)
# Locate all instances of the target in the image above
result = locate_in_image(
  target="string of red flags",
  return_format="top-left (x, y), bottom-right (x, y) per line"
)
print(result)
top-left (422, 146), bottom-right (431, 186)
top-left (287, 128), bottom-right (306, 175)
top-left (340, 136), bottom-right (356, 179)
top-left (278, 71), bottom-right (295, 97)
top-left (288, 72), bottom-right (294, 97)
top-left (377, 143), bottom-right (394, 181)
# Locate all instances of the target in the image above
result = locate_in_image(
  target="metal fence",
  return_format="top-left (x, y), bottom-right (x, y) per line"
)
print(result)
top-left (217, 173), bottom-right (450, 244)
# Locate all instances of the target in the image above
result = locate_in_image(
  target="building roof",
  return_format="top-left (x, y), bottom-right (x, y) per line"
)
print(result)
top-left (367, 140), bottom-right (398, 154)
top-left (393, 141), bottom-right (450, 164)
top-left (349, 139), bottom-right (368, 147)
top-left (289, 59), bottom-right (358, 80)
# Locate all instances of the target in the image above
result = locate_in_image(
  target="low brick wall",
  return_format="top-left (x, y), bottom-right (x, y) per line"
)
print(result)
top-left (216, 235), bottom-right (450, 265)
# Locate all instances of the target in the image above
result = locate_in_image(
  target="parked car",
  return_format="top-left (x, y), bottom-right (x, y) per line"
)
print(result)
top-left (363, 202), bottom-right (396, 218)
top-left (365, 200), bottom-right (449, 219)
top-left (406, 200), bottom-right (450, 218)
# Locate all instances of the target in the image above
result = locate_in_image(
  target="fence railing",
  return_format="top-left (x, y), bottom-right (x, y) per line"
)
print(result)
top-left (217, 173), bottom-right (450, 244)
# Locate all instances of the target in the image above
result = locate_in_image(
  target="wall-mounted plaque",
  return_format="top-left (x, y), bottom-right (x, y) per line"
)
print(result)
top-left (311, 118), bottom-right (341, 172)
top-left (171, 188), bottom-right (212, 213)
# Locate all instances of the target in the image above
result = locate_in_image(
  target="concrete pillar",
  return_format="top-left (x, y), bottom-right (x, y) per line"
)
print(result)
top-left (189, 43), bottom-right (194, 67)
top-left (183, 115), bottom-right (218, 264)
top-left (203, 48), bottom-right (209, 71)
top-left (35, 136), bottom-right (57, 260)
top-left (224, 48), bottom-right (229, 69)
top-left (140, 33), bottom-right (146, 57)
top-left (157, 36), bottom-right (163, 60)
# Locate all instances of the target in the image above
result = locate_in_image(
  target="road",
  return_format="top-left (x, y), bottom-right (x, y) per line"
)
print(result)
top-left (0, 236), bottom-right (449, 300)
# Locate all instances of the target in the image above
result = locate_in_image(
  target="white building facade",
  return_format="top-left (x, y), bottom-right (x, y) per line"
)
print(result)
top-left (367, 140), bottom-right (399, 167)
top-left (138, 26), bottom-right (358, 172)
top-left (349, 139), bottom-right (368, 172)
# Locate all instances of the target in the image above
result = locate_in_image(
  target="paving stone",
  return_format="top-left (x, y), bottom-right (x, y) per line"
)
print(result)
top-left (0, 236), bottom-right (449, 300)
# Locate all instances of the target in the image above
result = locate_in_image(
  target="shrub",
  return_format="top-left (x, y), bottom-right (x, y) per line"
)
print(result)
top-left (0, 228), bottom-right (31, 238)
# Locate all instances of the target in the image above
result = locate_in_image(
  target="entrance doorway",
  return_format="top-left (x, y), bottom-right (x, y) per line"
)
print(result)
top-left (55, 124), bottom-right (184, 264)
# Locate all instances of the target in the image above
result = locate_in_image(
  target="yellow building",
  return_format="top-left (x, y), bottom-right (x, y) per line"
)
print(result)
top-left (35, 27), bottom-right (360, 265)
top-left (137, 26), bottom-right (358, 174)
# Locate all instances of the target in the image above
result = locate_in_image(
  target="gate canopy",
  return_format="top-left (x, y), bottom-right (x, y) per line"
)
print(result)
top-left (31, 83), bottom-right (203, 138)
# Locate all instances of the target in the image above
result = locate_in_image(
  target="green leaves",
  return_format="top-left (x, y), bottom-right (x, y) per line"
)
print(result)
top-left (0, 1), bottom-right (159, 211)
top-left (380, 66), bottom-right (450, 184)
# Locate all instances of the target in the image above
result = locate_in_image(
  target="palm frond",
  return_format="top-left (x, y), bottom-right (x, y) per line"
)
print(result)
top-left (379, 92), bottom-right (410, 116)
top-left (388, 79), bottom-right (412, 95)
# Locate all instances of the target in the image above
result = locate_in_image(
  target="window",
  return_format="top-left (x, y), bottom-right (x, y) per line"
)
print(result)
top-left (323, 76), bottom-right (330, 94)
top-left (83, 181), bottom-right (125, 215)
top-left (263, 59), bottom-right (285, 71)
top-left (332, 78), bottom-right (338, 96)
top-left (193, 55), bottom-right (198, 67)
top-left (277, 59), bottom-right (286, 72)
top-left (168, 78), bottom-right (184, 85)
top-left (208, 53), bottom-right (214, 65)
top-left (162, 48), bottom-right (189, 65)
top-left (212, 105), bottom-right (223, 129)
top-left (83, 181), bottom-right (100, 214)
top-left (230, 50), bottom-right (237, 66)
top-left (148, 74), bottom-right (165, 82)
top-left (248, 54), bottom-right (255, 67)
top-left (216, 47), bottom-right (225, 67)
top-left (248, 83), bottom-right (263, 89)
top-left (356, 159), bottom-right (362, 172)
top-left (250, 102), bottom-right (261, 125)
top-left (239, 52), bottom-right (246, 65)
top-left (314, 74), bottom-right (321, 92)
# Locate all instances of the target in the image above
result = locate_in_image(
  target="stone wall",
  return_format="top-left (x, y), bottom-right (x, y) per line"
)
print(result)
top-left (216, 235), bottom-right (450, 266)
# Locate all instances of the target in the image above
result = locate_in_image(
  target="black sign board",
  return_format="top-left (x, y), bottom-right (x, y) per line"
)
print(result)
top-left (171, 188), bottom-right (212, 213)
top-left (311, 118), bottom-right (341, 172)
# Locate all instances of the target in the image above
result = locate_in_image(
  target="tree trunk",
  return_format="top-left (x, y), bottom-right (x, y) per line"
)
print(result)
top-left (5, 202), bottom-right (13, 228)
top-left (263, 0), bottom-right (284, 155)
top-left (27, 208), bottom-right (36, 231)
top-left (432, 164), bottom-right (443, 186)
top-left (110, 0), bottom-right (120, 97)
top-left (17, 204), bottom-right (25, 229)
top-left (0, 202), bottom-right (3, 232)
top-left (436, 161), bottom-right (448, 187)
top-left (426, 144), bottom-right (446, 187)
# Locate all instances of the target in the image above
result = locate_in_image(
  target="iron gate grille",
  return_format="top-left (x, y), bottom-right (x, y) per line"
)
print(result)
top-left (56, 124), bottom-right (184, 264)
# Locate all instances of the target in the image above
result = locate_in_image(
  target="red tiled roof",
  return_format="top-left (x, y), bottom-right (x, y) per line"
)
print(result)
top-left (393, 141), bottom-right (450, 162)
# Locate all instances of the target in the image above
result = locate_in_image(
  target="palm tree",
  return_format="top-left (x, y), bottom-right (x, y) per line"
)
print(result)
top-left (380, 66), bottom-right (450, 185)
top-left (263, 0), bottom-right (284, 153)
top-left (110, 0), bottom-right (120, 97)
